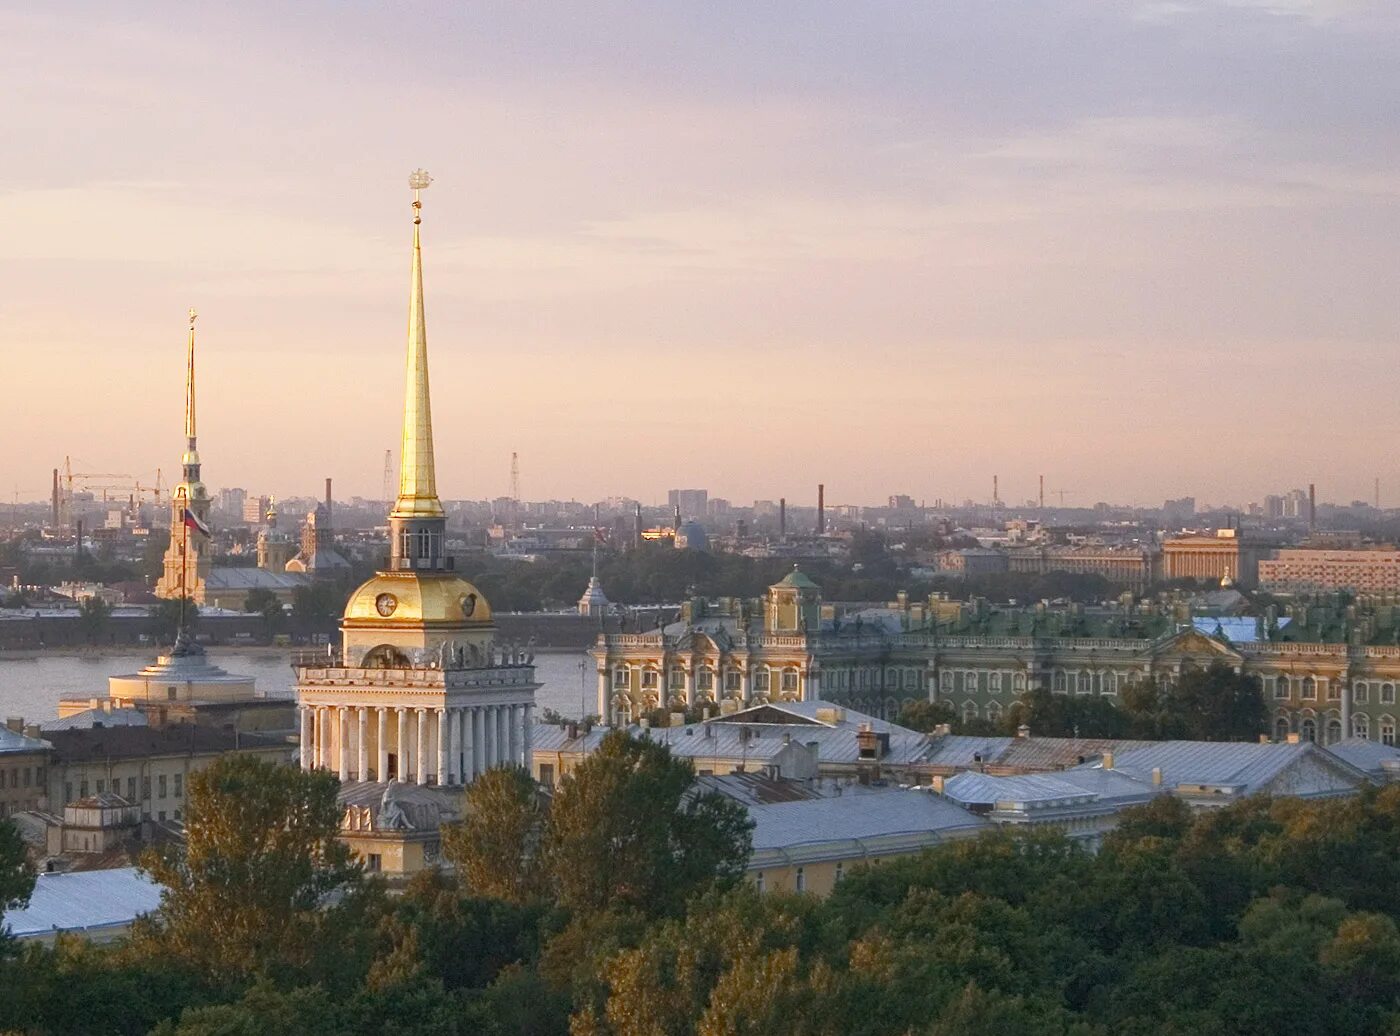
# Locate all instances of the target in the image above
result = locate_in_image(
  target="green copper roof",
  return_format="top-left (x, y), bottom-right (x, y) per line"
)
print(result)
top-left (774, 566), bottom-right (820, 591)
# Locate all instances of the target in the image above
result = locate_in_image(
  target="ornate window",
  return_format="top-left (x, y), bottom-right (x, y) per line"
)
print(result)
top-left (987, 701), bottom-right (1003, 722)
top-left (725, 669), bottom-right (742, 692)
top-left (795, 867), bottom-right (806, 892)
top-left (1327, 719), bottom-right (1342, 745)
top-left (1300, 717), bottom-right (1316, 742)
top-left (641, 669), bottom-right (658, 690)
top-left (696, 667), bottom-right (714, 692)
top-left (1274, 677), bottom-right (1289, 700)
top-left (1384, 684), bottom-right (1397, 705)
top-left (1353, 714), bottom-right (1370, 740)
top-left (1078, 671), bottom-right (1092, 695)
top-left (754, 668), bottom-right (771, 692)
top-left (1382, 717), bottom-right (1396, 747)
top-left (990, 671), bottom-right (1002, 693)
top-left (941, 671), bottom-right (953, 691)
top-left (612, 666), bottom-right (629, 689)
top-left (1053, 670), bottom-right (1067, 693)
top-left (1274, 716), bottom-right (1290, 740)
top-left (1013, 671), bottom-right (1027, 692)
top-left (781, 668), bottom-right (800, 693)
top-left (1354, 682), bottom-right (1369, 705)
top-left (1103, 671), bottom-right (1117, 695)
top-left (1301, 677), bottom-right (1316, 701)
top-left (962, 700), bottom-right (979, 721)
top-left (669, 667), bottom-right (685, 690)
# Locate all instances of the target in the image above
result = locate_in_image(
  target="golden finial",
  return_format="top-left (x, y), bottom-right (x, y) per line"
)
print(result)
top-left (409, 168), bottom-right (432, 225)
top-left (188, 307), bottom-right (197, 329)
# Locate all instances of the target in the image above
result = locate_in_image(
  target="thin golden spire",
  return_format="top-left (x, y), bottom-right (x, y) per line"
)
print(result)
top-left (391, 170), bottom-right (445, 520)
top-left (184, 308), bottom-right (197, 445)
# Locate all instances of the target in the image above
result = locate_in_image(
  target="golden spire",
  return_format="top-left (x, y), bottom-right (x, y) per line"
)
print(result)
top-left (392, 170), bottom-right (445, 520)
top-left (181, 308), bottom-right (201, 481)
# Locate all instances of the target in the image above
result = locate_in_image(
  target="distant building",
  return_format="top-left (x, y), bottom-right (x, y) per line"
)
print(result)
top-left (1003, 545), bottom-right (1151, 590)
top-left (936, 547), bottom-right (1008, 577)
top-left (1258, 547), bottom-right (1400, 595)
top-left (0, 722), bottom-right (50, 818)
top-left (668, 489), bottom-right (708, 519)
top-left (1161, 530), bottom-right (1257, 586)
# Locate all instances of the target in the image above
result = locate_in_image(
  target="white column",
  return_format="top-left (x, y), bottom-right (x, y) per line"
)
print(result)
top-left (416, 708), bottom-right (429, 785)
top-left (740, 667), bottom-right (752, 704)
top-left (508, 704), bottom-right (522, 767)
top-left (377, 708), bottom-right (389, 782)
top-left (479, 706), bottom-right (493, 768)
top-left (356, 707), bottom-right (368, 782)
top-left (597, 668), bottom-right (610, 724)
top-left (461, 708), bottom-right (475, 780)
top-left (299, 706), bottom-right (313, 769)
top-left (446, 708), bottom-right (460, 784)
top-left (337, 708), bottom-right (350, 782)
top-left (496, 706), bottom-right (508, 767)
top-left (436, 707), bottom-right (447, 785)
top-left (396, 707), bottom-right (408, 782)
top-left (472, 707), bottom-right (484, 775)
top-left (314, 707), bottom-right (327, 769)
top-left (523, 703), bottom-right (534, 773)
top-left (683, 667), bottom-right (696, 707)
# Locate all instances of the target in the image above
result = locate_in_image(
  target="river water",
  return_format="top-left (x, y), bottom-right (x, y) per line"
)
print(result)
top-left (0, 649), bottom-right (596, 726)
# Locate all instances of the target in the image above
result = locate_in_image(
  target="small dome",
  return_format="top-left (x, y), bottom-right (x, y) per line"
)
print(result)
top-left (343, 571), bottom-right (492, 627)
top-left (675, 520), bottom-right (709, 552)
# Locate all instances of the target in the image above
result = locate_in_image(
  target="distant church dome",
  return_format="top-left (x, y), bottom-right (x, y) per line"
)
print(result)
top-left (577, 575), bottom-right (610, 617)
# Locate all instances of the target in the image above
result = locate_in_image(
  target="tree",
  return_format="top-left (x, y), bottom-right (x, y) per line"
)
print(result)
top-left (243, 588), bottom-right (286, 641)
top-left (543, 731), bottom-right (752, 916)
top-left (77, 595), bottom-right (112, 644)
top-left (135, 756), bottom-right (365, 988)
top-left (149, 597), bottom-right (198, 644)
top-left (897, 700), bottom-right (958, 734)
top-left (442, 767), bottom-right (544, 904)
top-left (0, 817), bottom-right (34, 913)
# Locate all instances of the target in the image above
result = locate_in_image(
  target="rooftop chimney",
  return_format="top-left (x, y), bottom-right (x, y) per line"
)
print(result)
top-left (1151, 766), bottom-right (1163, 786)
top-left (1102, 750), bottom-right (1115, 770)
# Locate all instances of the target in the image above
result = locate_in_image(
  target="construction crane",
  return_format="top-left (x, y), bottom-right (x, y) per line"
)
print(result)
top-left (58, 456), bottom-right (163, 527)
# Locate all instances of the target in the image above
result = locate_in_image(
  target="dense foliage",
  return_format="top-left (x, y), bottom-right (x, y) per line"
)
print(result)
top-left (900, 663), bottom-right (1267, 741)
top-left (7, 752), bottom-right (1400, 1033)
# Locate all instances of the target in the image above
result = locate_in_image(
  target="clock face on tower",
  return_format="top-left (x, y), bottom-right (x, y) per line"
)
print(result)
top-left (375, 593), bottom-right (398, 617)
top-left (461, 593), bottom-right (477, 618)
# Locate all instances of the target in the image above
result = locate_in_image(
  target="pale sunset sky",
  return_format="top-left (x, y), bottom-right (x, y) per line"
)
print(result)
top-left (3, 2), bottom-right (1398, 509)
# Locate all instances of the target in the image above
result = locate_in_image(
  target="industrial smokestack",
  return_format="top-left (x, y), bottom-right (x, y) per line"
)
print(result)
top-left (51, 468), bottom-right (59, 526)
top-left (816, 484), bottom-right (825, 535)
top-left (993, 474), bottom-right (999, 506)
top-left (1309, 483), bottom-right (1316, 530)
top-left (1039, 474), bottom-right (1044, 510)
top-left (324, 477), bottom-right (332, 514)
top-left (634, 502), bottom-right (643, 549)
top-left (779, 498), bottom-right (787, 539)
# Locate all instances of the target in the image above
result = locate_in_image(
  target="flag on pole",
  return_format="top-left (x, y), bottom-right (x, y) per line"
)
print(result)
top-left (182, 508), bottom-right (211, 537)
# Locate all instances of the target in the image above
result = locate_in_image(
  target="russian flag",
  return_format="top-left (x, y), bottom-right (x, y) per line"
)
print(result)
top-left (182, 508), bottom-right (211, 537)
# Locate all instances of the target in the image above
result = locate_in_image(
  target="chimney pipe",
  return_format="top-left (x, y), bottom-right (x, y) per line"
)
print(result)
top-left (816, 484), bottom-right (825, 534)
top-left (1039, 474), bottom-right (1044, 510)
top-left (779, 498), bottom-right (787, 539)
top-left (324, 477), bottom-right (332, 514)
top-left (52, 468), bottom-right (59, 526)
top-left (1308, 483), bottom-right (1316, 530)
top-left (993, 474), bottom-right (999, 506)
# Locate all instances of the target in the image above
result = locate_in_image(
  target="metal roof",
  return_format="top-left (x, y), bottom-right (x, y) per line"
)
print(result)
top-left (1081, 740), bottom-right (1318, 793)
top-left (3, 867), bottom-right (163, 940)
top-left (0, 726), bottom-right (50, 754)
top-left (944, 767), bottom-right (1156, 809)
top-left (747, 788), bottom-right (989, 852)
top-left (1324, 738), bottom-right (1400, 779)
top-left (41, 708), bottom-right (149, 732)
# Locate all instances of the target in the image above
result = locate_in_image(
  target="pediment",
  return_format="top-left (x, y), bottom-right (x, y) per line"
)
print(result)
top-left (1151, 627), bottom-right (1244, 662)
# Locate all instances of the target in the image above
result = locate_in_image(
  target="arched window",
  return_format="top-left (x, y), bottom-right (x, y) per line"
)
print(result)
top-left (669, 667), bottom-right (685, 690)
top-left (990, 671), bottom-right (1002, 693)
top-left (781, 668), bottom-right (800, 694)
top-left (1013, 671), bottom-right (1027, 692)
top-left (1078, 671), bottom-right (1091, 695)
top-left (1103, 671), bottom-right (1117, 695)
top-left (795, 867), bottom-right (806, 893)
top-left (754, 668), bottom-right (771, 692)
top-left (834, 861), bottom-right (844, 884)
top-left (1381, 717), bottom-right (1396, 747)
top-left (1354, 682), bottom-right (1369, 705)
top-left (941, 671), bottom-right (953, 691)
top-left (1274, 716), bottom-right (1291, 741)
top-left (724, 669), bottom-right (742, 692)
top-left (612, 666), bottom-right (629, 690)
top-left (1383, 684), bottom-right (1397, 705)
top-left (1300, 717), bottom-right (1317, 742)
top-left (987, 701), bottom-right (1003, 722)
top-left (1301, 677), bottom-right (1316, 701)
top-left (1326, 718), bottom-right (1342, 745)
top-left (641, 668), bottom-right (659, 690)
top-left (697, 667), bottom-right (715, 692)
top-left (1353, 713), bottom-right (1370, 740)
top-left (755, 872), bottom-right (765, 893)
top-left (962, 700), bottom-right (979, 721)
top-left (1053, 670), bottom-right (1067, 693)
top-left (1274, 676), bottom-right (1289, 700)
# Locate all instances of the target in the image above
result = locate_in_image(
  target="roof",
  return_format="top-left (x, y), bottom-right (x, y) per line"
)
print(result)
top-left (747, 788), bottom-right (988, 854)
top-left (45, 725), bottom-right (289, 765)
top-left (773, 566), bottom-right (820, 591)
top-left (1327, 737), bottom-right (1400, 780)
top-left (204, 567), bottom-right (308, 591)
top-left (42, 708), bottom-right (150, 731)
top-left (943, 767), bottom-right (1157, 811)
top-left (696, 772), bottom-right (831, 805)
top-left (2, 867), bottom-right (163, 940)
top-left (1081, 740), bottom-right (1367, 797)
top-left (0, 726), bottom-right (50, 755)
top-left (1190, 615), bottom-right (1290, 643)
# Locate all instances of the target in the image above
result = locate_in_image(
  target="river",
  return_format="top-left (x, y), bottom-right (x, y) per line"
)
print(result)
top-left (0, 648), bottom-right (596, 726)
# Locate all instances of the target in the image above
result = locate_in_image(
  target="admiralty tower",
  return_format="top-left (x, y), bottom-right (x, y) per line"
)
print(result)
top-left (295, 171), bottom-right (538, 787)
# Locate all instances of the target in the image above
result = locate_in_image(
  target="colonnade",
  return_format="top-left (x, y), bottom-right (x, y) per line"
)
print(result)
top-left (298, 702), bottom-right (533, 786)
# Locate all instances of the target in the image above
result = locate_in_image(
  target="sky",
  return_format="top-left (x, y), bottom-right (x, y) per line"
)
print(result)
top-left (3, 1), bottom-right (1399, 511)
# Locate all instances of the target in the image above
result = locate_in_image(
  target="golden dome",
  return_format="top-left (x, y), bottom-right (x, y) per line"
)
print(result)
top-left (342, 571), bottom-right (492, 628)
